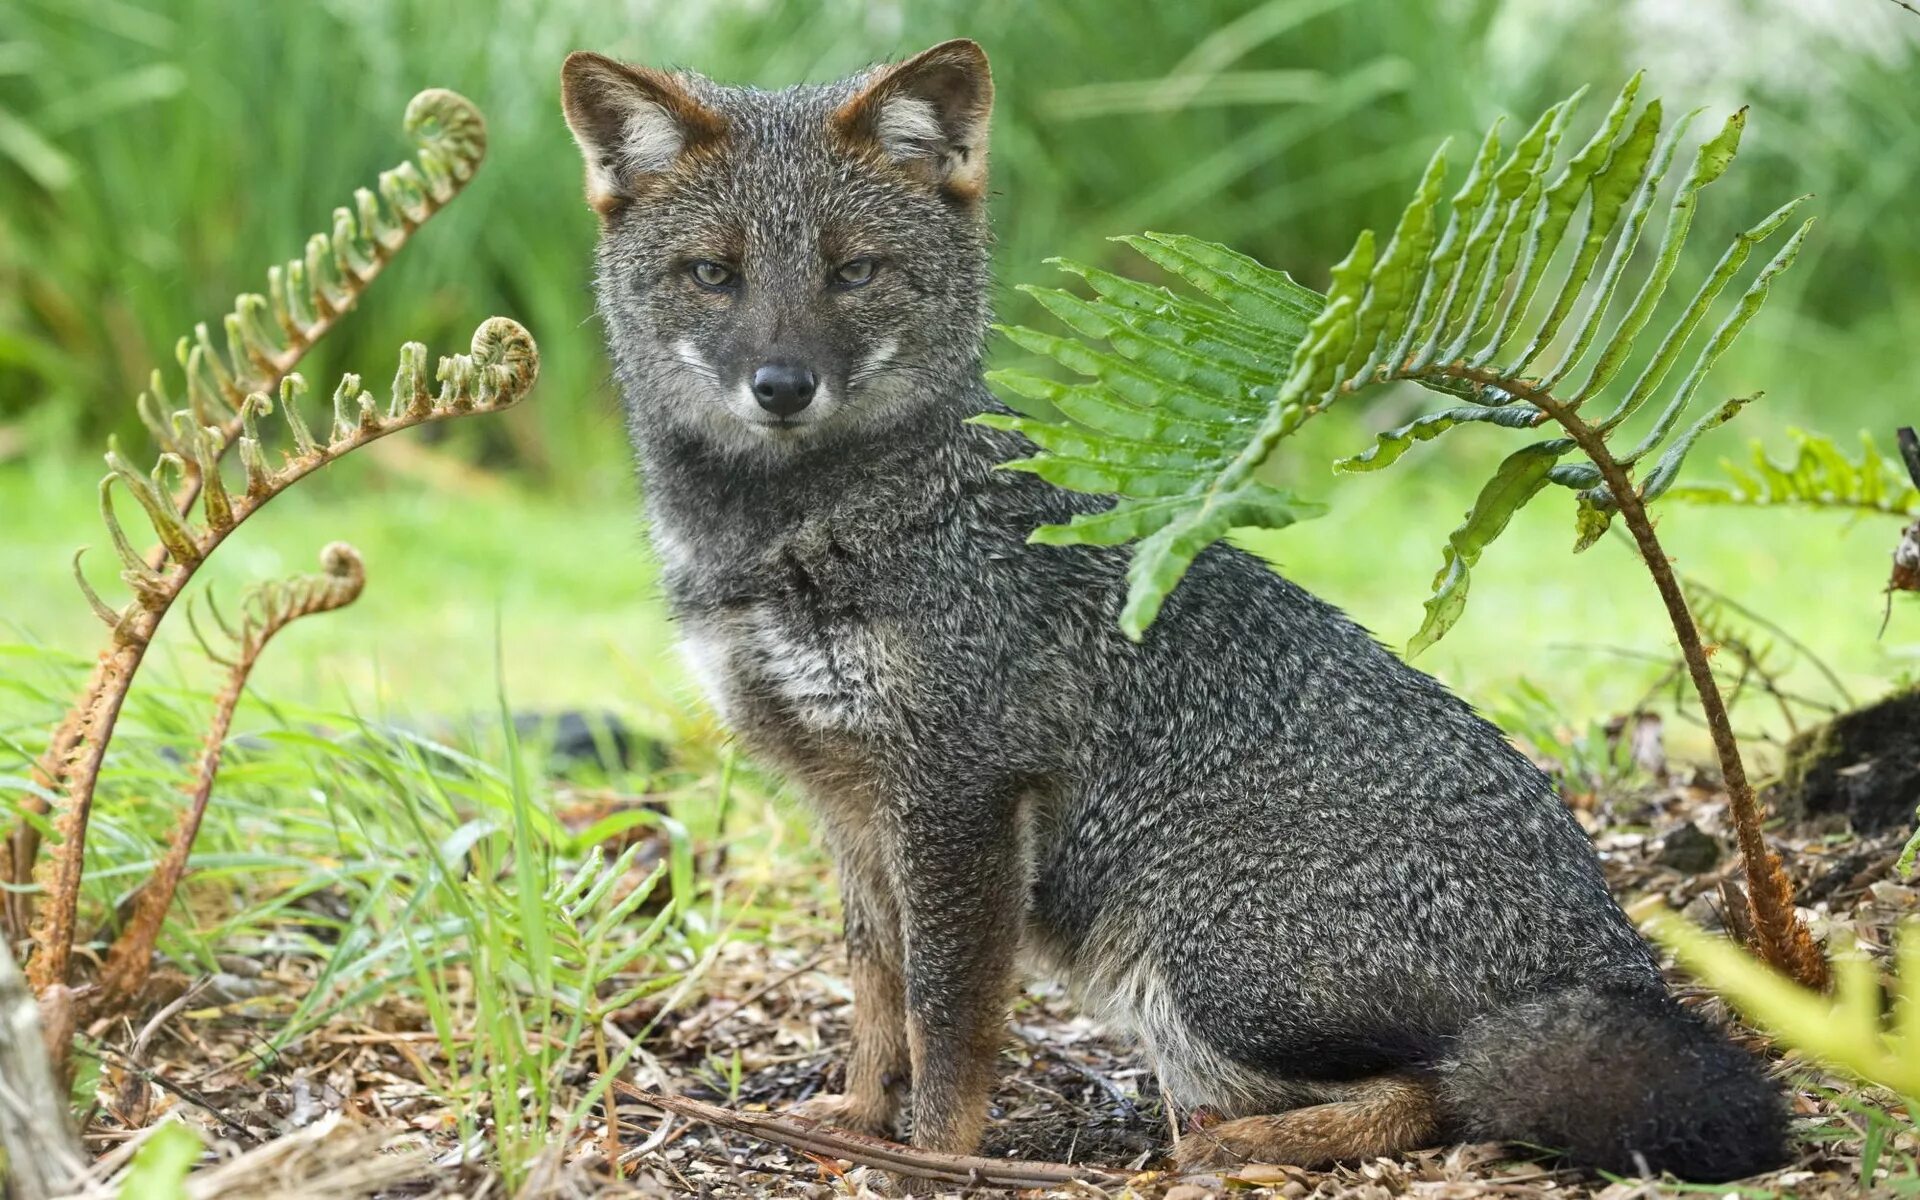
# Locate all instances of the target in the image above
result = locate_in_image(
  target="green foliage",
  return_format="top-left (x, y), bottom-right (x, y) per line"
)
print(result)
top-left (993, 76), bottom-right (1811, 645)
top-left (1671, 428), bottom-right (1920, 517)
top-left (115, 1121), bottom-right (201, 1199)
top-left (1484, 678), bottom-right (1648, 798)
top-left (1647, 910), bottom-right (1920, 1099)
top-left (0, 634), bottom-right (726, 1188)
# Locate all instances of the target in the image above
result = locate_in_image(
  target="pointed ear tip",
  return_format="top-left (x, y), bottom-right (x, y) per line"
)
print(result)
top-left (928, 37), bottom-right (988, 60)
top-left (561, 50), bottom-right (612, 79)
top-left (928, 38), bottom-right (991, 77)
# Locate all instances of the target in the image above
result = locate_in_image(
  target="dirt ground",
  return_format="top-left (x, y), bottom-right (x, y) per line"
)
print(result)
top-left (64, 756), bottom-right (1920, 1199)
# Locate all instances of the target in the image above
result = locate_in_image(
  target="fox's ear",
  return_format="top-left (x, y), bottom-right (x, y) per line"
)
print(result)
top-left (834, 39), bottom-right (993, 201)
top-left (560, 51), bottom-right (725, 215)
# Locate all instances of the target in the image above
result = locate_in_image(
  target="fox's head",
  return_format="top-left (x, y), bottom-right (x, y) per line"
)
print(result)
top-left (561, 41), bottom-right (993, 461)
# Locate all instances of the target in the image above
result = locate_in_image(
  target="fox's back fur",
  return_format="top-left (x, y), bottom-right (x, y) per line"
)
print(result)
top-left (561, 40), bottom-right (1787, 1183)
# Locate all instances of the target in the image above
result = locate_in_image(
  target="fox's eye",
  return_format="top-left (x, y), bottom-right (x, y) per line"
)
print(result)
top-left (689, 261), bottom-right (735, 290)
top-left (833, 258), bottom-right (877, 288)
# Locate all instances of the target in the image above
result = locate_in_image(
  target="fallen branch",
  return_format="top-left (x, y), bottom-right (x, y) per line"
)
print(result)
top-left (605, 1079), bottom-right (1133, 1190)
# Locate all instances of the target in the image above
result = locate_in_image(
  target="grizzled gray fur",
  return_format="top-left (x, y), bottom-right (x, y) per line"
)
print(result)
top-left (560, 39), bottom-right (1787, 1183)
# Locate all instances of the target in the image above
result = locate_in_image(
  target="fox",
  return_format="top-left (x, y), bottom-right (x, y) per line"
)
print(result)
top-left (558, 38), bottom-right (1789, 1185)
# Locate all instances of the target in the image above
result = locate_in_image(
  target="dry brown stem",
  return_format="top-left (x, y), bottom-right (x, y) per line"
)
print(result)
top-left (606, 1080), bottom-right (1136, 1190)
top-left (25, 318), bottom-right (537, 993)
top-left (95, 546), bottom-right (368, 1010)
top-left (3, 89), bottom-right (488, 939)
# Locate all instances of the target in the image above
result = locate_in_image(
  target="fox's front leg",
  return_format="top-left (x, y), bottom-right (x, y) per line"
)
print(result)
top-left (895, 791), bottom-right (1024, 1157)
top-left (792, 837), bottom-right (909, 1136)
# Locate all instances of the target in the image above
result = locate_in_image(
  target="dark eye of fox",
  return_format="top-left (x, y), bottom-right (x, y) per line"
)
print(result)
top-left (834, 258), bottom-right (877, 288)
top-left (688, 260), bottom-right (734, 290)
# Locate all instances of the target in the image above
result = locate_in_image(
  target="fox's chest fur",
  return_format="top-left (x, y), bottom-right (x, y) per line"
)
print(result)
top-left (660, 516), bottom-right (918, 769)
top-left (678, 602), bottom-right (897, 736)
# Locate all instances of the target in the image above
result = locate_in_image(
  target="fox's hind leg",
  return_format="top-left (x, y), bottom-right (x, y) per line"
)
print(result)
top-left (1170, 1075), bottom-right (1442, 1170)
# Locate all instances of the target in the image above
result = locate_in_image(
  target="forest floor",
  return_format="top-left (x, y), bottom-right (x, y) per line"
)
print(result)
top-left (53, 736), bottom-right (1919, 1200)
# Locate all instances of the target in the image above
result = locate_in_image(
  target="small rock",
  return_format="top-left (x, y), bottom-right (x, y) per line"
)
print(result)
top-left (1656, 822), bottom-right (1723, 874)
top-left (1164, 1186), bottom-right (1217, 1200)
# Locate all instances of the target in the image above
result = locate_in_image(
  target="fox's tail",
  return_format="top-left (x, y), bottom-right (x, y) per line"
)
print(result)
top-left (1437, 985), bottom-right (1788, 1182)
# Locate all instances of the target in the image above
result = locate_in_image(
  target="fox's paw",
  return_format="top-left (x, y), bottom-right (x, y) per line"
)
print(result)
top-left (785, 1091), bottom-right (898, 1139)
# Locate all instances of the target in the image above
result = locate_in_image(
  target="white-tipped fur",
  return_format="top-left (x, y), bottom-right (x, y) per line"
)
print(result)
top-left (620, 101), bottom-right (686, 175)
top-left (872, 95), bottom-right (946, 160)
top-left (854, 337), bottom-right (898, 382)
top-left (672, 338), bottom-right (715, 378)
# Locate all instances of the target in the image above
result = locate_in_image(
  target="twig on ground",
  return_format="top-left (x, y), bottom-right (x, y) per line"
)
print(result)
top-left (83, 1045), bottom-right (260, 1147)
top-left (605, 1079), bottom-right (1135, 1189)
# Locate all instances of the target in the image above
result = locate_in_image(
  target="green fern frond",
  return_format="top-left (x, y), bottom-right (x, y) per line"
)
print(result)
top-left (1670, 428), bottom-right (1920, 517)
top-left (991, 74), bottom-right (1811, 645)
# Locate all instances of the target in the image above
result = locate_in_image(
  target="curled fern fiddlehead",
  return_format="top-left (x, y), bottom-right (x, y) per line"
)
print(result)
top-left (30, 319), bottom-right (539, 993)
top-left (5, 90), bottom-right (490, 941)
top-left (136, 88), bottom-right (488, 529)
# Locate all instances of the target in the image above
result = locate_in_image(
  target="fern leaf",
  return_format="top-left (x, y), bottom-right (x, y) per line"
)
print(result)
top-left (1408, 440), bottom-right (1569, 655)
top-left (1671, 429), bottom-right (1920, 516)
top-left (1335, 405), bottom-right (1543, 473)
top-left (992, 74), bottom-right (1809, 646)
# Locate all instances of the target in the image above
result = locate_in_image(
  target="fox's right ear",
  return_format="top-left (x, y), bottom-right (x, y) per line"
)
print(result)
top-left (560, 51), bottom-right (724, 215)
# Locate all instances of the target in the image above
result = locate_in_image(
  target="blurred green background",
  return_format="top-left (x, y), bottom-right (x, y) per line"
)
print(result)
top-left (2, 0), bottom-right (1917, 746)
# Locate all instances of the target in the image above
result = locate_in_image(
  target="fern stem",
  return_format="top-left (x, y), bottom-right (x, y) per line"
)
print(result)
top-left (1434, 362), bottom-right (1828, 991)
top-left (96, 546), bottom-right (365, 1010)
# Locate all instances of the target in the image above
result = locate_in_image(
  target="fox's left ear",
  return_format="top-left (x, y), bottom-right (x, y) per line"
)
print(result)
top-left (834, 39), bottom-right (993, 201)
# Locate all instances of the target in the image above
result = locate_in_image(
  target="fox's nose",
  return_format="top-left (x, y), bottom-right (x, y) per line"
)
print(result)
top-left (751, 362), bottom-right (817, 417)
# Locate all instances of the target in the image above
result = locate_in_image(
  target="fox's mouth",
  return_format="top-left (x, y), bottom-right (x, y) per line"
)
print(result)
top-left (738, 412), bottom-right (814, 435)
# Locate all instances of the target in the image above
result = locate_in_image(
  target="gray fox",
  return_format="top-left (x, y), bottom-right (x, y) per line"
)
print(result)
top-left (559, 39), bottom-right (1788, 1183)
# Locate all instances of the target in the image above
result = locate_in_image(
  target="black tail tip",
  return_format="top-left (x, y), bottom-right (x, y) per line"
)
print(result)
top-left (1444, 987), bottom-right (1791, 1183)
